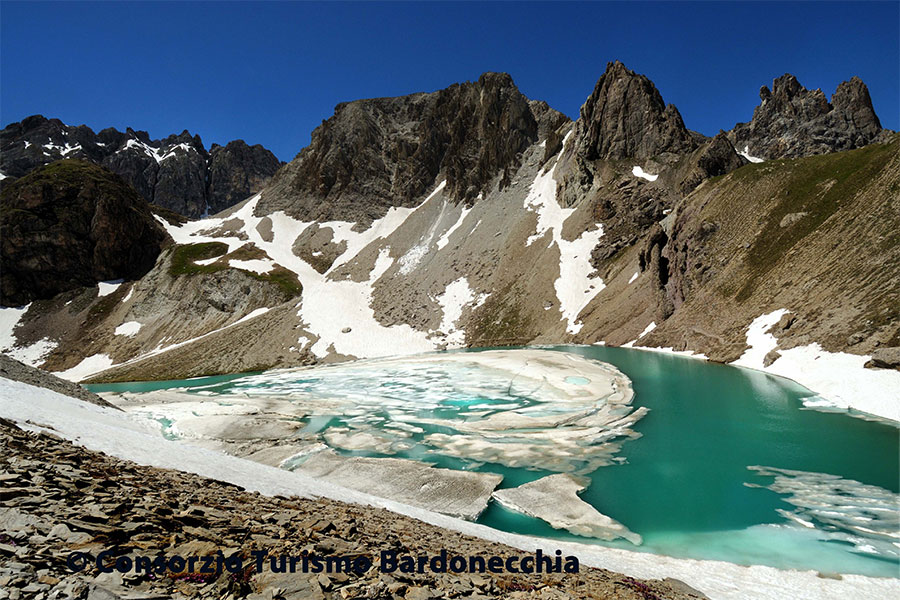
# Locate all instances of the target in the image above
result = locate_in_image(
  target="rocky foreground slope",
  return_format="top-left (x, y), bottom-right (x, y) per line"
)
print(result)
top-left (0, 395), bottom-right (703, 600)
top-left (1, 62), bottom-right (897, 415)
top-left (0, 115), bottom-right (283, 218)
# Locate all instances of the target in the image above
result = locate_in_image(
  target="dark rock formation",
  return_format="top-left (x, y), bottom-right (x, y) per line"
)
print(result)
top-left (865, 347), bottom-right (900, 370)
top-left (258, 73), bottom-right (570, 224)
top-left (0, 116), bottom-right (283, 218)
top-left (573, 61), bottom-right (697, 161)
top-left (207, 140), bottom-right (284, 214)
top-left (678, 132), bottom-right (748, 194)
top-left (0, 160), bottom-right (168, 306)
top-left (728, 74), bottom-right (884, 159)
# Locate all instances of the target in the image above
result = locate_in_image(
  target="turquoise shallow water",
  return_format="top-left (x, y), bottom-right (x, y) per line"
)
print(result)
top-left (87, 346), bottom-right (899, 577)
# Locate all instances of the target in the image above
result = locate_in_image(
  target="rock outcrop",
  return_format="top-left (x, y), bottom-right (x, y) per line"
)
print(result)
top-left (0, 160), bottom-right (168, 306)
top-left (207, 140), bottom-right (284, 214)
top-left (257, 72), bottom-right (570, 225)
top-left (0, 115), bottom-right (283, 218)
top-left (728, 74), bottom-right (884, 159)
top-left (572, 61), bottom-right (698, 161)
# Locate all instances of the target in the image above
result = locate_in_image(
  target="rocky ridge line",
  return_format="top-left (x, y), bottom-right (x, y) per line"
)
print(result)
top-left (0, 116), bottom-right (284, 218)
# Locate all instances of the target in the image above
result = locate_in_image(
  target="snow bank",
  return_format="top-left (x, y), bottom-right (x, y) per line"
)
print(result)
top-left (738, 146), bottom-right (765, 163)
top-left (523, 130), bottom-right (606, 334)
top-left (0, 378), bottom-right (894, 600)
top-left (114, 321), bottom-right (142, 337)
top-left (733, 310), bottom-right (900, 422)
top-left (632, 166), bottom-right (658, 182)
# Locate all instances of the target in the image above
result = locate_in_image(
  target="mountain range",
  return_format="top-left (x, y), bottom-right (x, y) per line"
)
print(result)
top-left (1, 61), bottom-right (897, 402)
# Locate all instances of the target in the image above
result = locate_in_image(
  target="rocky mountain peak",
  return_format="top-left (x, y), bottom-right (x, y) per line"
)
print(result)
top-left (729, 73), bottom-right (884, 159)
top-left (257, 72), bottom-right (562, 224)
top-left (573, 61), bottom-right (697, 161)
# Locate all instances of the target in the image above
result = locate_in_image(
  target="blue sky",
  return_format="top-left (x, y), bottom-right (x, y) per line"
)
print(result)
top-left (2, 1), bottom-right (897, 162)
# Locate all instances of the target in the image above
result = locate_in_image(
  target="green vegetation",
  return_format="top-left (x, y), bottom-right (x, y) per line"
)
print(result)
top-left (248, 266), bottom-right (303, 298)
top-left (167, 242), bottom-right (302, 298)
top-left (729, 140), bottom-right (896, 301)
top-left (168, 242), bottom-right (230, 276)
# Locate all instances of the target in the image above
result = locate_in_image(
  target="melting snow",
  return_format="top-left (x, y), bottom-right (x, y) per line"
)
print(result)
top-left (434, 278), bottom-right (487, 346)
top-left (524, 130), bottom-right (606, 334)
top-left (0, 379), bottom-right (894, 600)
top-left (632, 166), bottom-right (658, 182)
top-left (229, 259), bottom-right (274, 274)
top-left (114, 321), bottom-right (142, 337)
top-left (733, 310), bottom-right (900, 422)
top-left (55, 354), bottom-right (114, 382)
top-left (739, 146), bottom-right (765, 163)
top-left (97, 280), bottom-right (124, 297)
top-left (435, 204), bottom-right (472, 250)
top-left (637, 322), bottom-right (656, 338)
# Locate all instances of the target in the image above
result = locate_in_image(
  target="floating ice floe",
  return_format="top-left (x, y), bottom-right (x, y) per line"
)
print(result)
top-left (747, 466), bottom-right (899, 561)
top-left (296, 449), bottom-right (502, 520)
top-left (493, 474), bottom-right (641, 544)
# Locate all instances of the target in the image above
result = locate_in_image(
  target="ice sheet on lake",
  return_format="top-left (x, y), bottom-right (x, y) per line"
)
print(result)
top-left (107, 349), bottom-right (643, 475)
top-left (746, 466), bottom-right (899, 562)
top-left (493, 474), bottom-right (642, 544)
top-left (295, 449), bottom-right (502, 520)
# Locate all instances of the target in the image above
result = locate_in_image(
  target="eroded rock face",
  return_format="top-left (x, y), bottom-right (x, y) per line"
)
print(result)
top-left (728, 74), bottom-right (884, 159)
top-left (0, 115), bottom-right (283, 218)
top-left (0, 160), bottom-right (168, 306)
top-left (258, 72), bottom-right (570, 225)
top-left (573, 61), bottom-right (697, 161)
top-left (678, 132), bottom-right (748, 194)
top-left (207, 140), bottom-right (284, 214)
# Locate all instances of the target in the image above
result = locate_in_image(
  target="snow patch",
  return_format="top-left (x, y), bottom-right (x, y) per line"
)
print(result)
top-left (114, 321), bottom-right (142, 337)
top-left (733, 310), bottom-right (900, 422)
top-left (97, 280), bottom-right (124, 297)
top-left (229, 259), bottom-right (274, 274)
top-left (434, 278), bottom-right (486, 346)
top-left (632, 166), bottom-right (658, 182)
top-left (637, 322), bottom-right (656, 338)
top-left (523, 130), bottom-right (605, 334)
top-left (435, 204), bottom-right (472, 250)
top-left (55, 354), bottom-right (114, 382)
top-left (739, 146), bottom-right (765, 163)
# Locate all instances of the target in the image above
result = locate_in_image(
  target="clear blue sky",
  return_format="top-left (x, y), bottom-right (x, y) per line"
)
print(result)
top-left (2, 1), bottom-right (897, 162)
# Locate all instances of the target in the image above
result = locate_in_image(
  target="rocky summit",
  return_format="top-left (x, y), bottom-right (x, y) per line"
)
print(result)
top-left (728, 73), bottom-right (885, 159)
top-left (0, 116), bottom-right (283, 218)
top-left (257, 72), bottom-right (570, 225)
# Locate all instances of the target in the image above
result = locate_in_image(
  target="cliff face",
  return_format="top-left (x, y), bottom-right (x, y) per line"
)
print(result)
top-left (728, 74), bottom-right (884, 159)
top-left (0, 160), bottom-right (168, 306)
top-left (257, 72), bottom-right (570, 225)
top-left (0, 116), bottom-right (283, 218)
top-left (572, 61), bottom-right (698, 161)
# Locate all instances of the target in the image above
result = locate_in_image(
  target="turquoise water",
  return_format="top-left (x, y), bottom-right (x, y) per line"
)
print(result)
top-left (87, 346), bottom-right (899, 577)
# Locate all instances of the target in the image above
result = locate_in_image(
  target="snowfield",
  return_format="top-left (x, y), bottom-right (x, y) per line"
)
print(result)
top-left (733, 310), bottom-right (900, 422)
